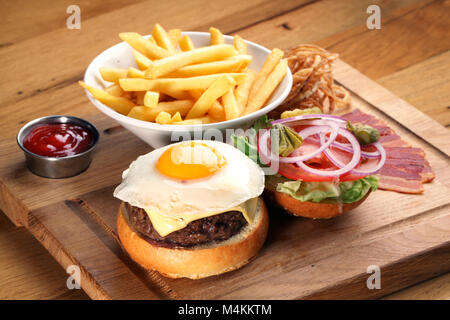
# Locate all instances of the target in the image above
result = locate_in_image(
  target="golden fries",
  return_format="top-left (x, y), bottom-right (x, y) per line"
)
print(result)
top-left (234, 70), bottom-right (256, 115)
top-left (186, 75), bottom-right (236, 119)
top-left (168, 29), bottom-right (182, 49)
top-left (222, 88), bottom-right (240, 120)
top-left (210, 27), bottom-right (224, 45)
top-left (127, 67), bottom-right (145, 78)
top-left (244, 58), bottom-right (287, 115)
top-left (132, 50), bottom-right (151, 70)
top-left (233, 35), bottom-right (247, 55)
top-left (80, 24), bottom-right (287, 125)
top-left (120, 73), bottom-right (245, 92)
top-left (155, 111), bottom-right (172, 124)
top-left (144, 91), bottom-right (159, 108)
top-left (105, 84), bottom-right (124, 97)
top-left (99, 68), bottom-right (128, 83)
top-left (153, 24), bottom-right (176, 54)
top-left (248, 48), bottom-right (284, 102)
top-left (179, 35), bottom-right (195, 51)
top-left (145, 44), bottom-right (237, 79)
top-left (119, 32), bottom-right (170, 59)
top-left (165, 55), bottom-right (251, 77)
top-left (128, 100), bottom-right (194, 121)
top-left (79, 81), bottom-right (134, 115)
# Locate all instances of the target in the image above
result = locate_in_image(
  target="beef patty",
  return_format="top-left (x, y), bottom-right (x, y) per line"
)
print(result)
top-left (123, 202), bottom-right (248, 248)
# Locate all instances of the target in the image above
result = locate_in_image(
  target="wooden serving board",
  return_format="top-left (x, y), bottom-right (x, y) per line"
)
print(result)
top-left (0, 60), bottom-right (449, 300)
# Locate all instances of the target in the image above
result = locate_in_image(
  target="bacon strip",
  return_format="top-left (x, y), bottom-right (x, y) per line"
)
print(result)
top-left (342, 109), bottom-right (435, 194)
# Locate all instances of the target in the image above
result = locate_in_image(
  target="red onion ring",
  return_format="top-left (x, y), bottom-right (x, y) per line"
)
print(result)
top-left (296, 128), bottom-right (361, 177)
top-left (271, 114), bottom-right (347, 125)
top-left (319, 134), bottom-right (386, 175)
top-left (307, 136), bottom-right (381, 158)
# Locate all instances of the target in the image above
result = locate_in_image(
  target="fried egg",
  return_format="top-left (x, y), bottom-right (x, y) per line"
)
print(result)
top-left (113, 140), bottom-right (265, 216)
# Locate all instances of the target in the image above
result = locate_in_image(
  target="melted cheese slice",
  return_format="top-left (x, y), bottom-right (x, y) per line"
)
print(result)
top-left (144, 197), bottom-right (258, 237)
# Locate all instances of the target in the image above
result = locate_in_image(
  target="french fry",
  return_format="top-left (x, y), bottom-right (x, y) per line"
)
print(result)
top-left (119, 32), bottom-right (170, 59)
top-left (209, 27), bottom-right (224, 45)
top-left (170, 111), bottom-right (182, 123)
top-left (172, 116), bottom-right (212, 125)
top-left (190, 90), bottom-right (225, 121)
top-left (127, 100), bottom-right (194, 121)
top-left (233, 35), bottom-right (247, 54)
top-left (234, 70), bottom-right (256, 115)
top-left (79, 81), bottom-right (134, 115)
top-left (152, 24), bottom-right (176, 54)
top-left (248, 48), bottom-right (284, 101)
top-left (99, 67), bottom-right (128, 83)
top-left (120, 73), bottom-right (246, 92)
top-left (132, 49), bottom-right (151, 70)
top-left (144, 91), bottom-right (159, 108)
top-left (188, 89), bottom-right (203, 100)
top-left (127, 67), bottom-right (145, 78)
top-left (244, 58), bottom-right (287, 115)
top-left (165, 55), bottom-right (251, 77)
top-left (155, 111), bottom-right (172, 124)
top-left (186, 75), bottom-right (236, 119)
top-left (179, 35), bottom-right (195, 51)
top-left (168, 29), bottom-right (182, 49)
top-left (222, 88), bottom-right (240, 120)
top-left (135, 91), bottom-right (145, 105)
top-left (147, 35), bottom-right (157, 45)
top-left (105, 84), bottom-right (124, 97)
top-left (208, 100), bottom-right (225, 121)
top-left (145, 44), bottom-right (238, 79)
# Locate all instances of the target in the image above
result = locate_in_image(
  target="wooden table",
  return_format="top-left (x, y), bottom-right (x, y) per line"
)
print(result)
top-left (0, 0), bottom-right (449, 299)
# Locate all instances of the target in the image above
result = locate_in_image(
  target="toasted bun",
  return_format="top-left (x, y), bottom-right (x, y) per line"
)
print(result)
top-left (117, 198), bottom-right (268, 279)
top-left (264, 189), bottom-right (371, 219)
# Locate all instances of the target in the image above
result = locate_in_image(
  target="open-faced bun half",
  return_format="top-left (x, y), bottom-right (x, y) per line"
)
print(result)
top-left (264, 189), bottom-right (371, 219)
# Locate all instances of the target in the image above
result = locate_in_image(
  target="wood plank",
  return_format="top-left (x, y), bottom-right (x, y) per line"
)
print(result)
top-left (0, 210), bottom-right (88, 299)
top-left (317, 0), bottom-right (450, 79)
top-left (0, 0), bottom-right (145, 44)
top-left (334, 60), bottom-right (450, 157)
top-left (377, 51), bottom-right (450, 128)
top-left (383, 272), bottom-right (450, 300)
top-left (234, 0), bottom-right (426, 50)
top-left (0, 0), bottom-right (308, 107)
top-left (28, 200), bottom-right (167, 299)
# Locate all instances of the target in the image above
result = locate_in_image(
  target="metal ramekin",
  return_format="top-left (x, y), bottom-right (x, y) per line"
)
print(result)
top-left (17, 115), bottom-right (99, 179)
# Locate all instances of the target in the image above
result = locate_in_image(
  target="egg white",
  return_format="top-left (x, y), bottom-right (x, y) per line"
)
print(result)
top-left (113, 140), bottom-right (265, 216)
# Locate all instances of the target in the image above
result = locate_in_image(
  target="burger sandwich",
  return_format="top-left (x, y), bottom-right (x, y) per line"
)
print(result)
top-left (114, 140), bottom-right (268, 279)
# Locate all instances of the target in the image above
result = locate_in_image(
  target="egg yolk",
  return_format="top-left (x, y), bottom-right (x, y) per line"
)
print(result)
top-left (156, 142), bottom-right (226, 180)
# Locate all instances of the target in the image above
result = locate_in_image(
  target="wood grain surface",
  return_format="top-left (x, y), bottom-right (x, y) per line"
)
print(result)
top-left (0, 0), bottom-right (449, 299)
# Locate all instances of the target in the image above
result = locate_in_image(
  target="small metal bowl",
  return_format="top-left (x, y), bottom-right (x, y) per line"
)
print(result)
top-left (17, 115), bottom-right (99, 179)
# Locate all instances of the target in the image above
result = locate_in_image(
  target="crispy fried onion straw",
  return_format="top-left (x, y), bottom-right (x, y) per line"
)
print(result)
top-left (274, 44), bottom-right (351, 116)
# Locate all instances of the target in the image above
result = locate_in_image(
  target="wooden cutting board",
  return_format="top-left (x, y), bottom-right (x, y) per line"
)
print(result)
top-left (0, 60), bottom-right (449, 300)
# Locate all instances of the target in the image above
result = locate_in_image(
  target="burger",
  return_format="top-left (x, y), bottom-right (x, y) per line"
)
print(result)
top-left (114, 140), bottom-right (268, 279)
top-left (232, 108), bottom-right (385, 219)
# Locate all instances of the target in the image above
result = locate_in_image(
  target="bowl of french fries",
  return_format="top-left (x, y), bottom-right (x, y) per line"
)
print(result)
top-left (80, 25), bottom-right (292, 147)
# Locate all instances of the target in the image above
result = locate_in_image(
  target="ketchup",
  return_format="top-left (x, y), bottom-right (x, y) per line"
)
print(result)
top-left (23, 123), bottom-right (93, 157)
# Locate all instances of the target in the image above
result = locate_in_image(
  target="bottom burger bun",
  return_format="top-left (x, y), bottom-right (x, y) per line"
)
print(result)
top-left (117, 198), bottom-right (269, 279)
top-left (264, 189), bottom-right (371, 219)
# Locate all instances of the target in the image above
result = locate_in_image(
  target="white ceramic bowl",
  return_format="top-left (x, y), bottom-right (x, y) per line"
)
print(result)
top-left (83, 32), bottom-right (292, 148)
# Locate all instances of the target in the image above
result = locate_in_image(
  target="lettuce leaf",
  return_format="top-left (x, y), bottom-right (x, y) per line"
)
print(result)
top-left (275, 175), bottom-right (379, 203)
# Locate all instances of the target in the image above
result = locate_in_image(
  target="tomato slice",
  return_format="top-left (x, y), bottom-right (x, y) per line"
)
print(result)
top-left (276, 143), bottom-right (367, 182)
